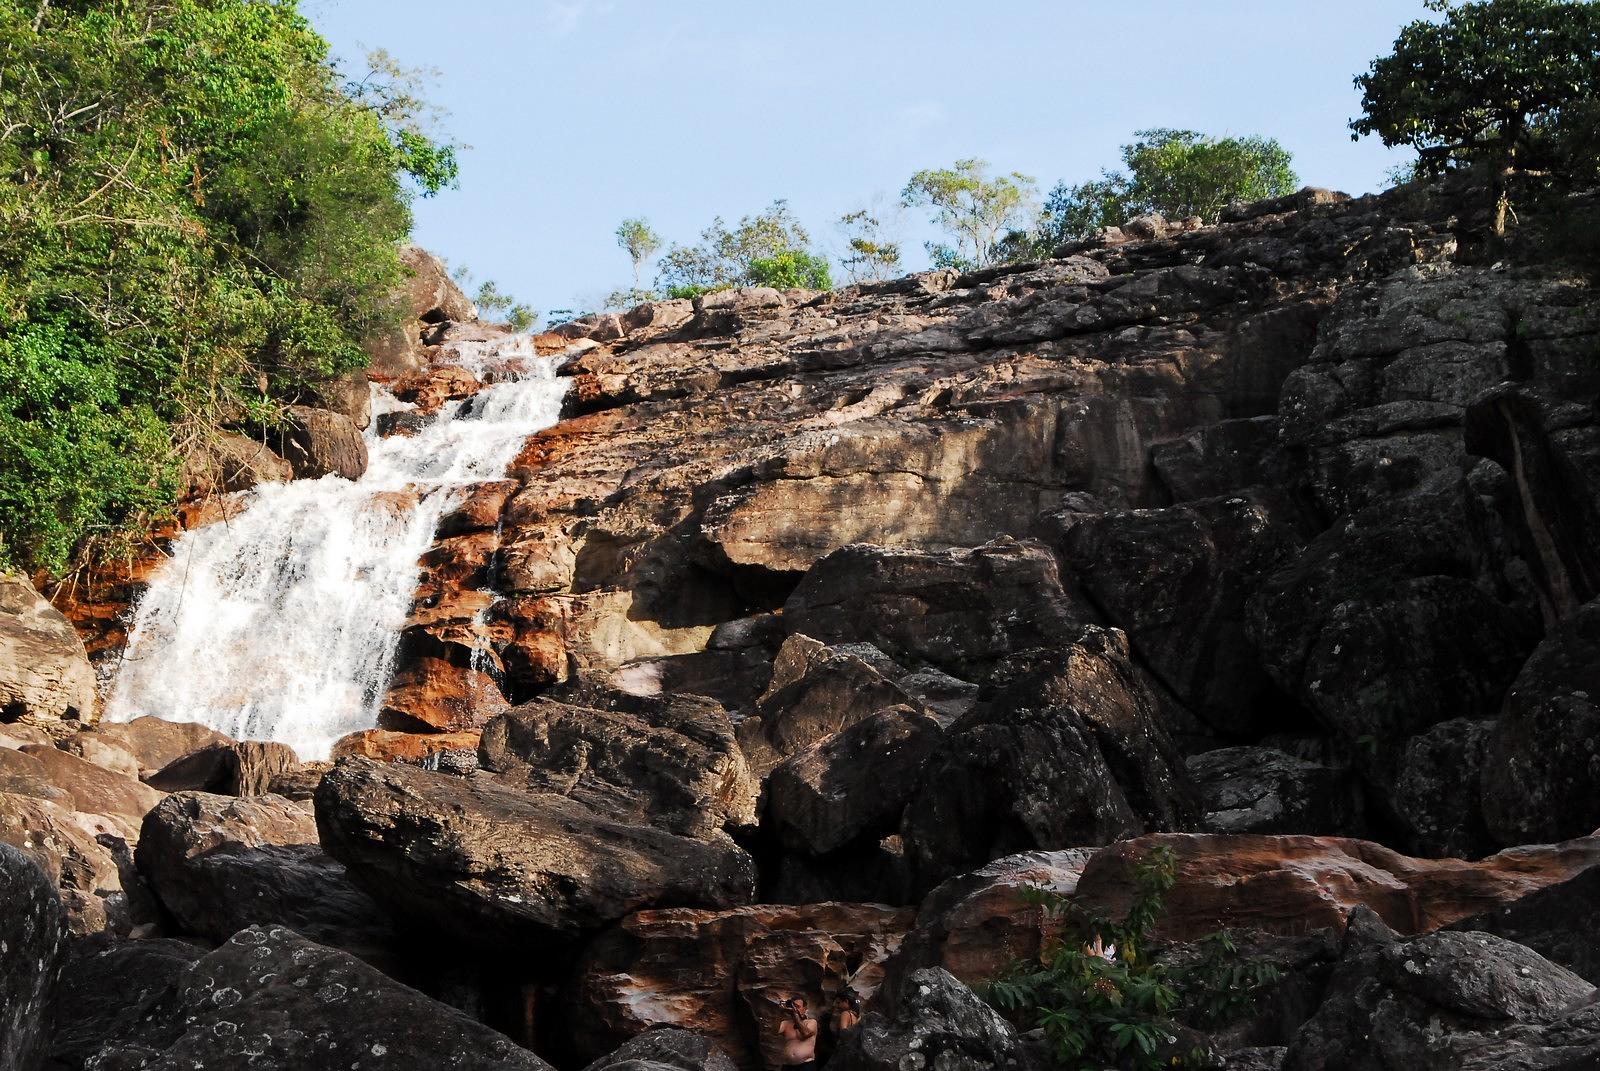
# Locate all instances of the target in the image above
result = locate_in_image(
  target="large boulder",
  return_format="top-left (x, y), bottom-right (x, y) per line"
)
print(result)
top-left (1480, 598), bottom-right (1600, 846)
top-left (1284, 910), bottom-right (1600, 1071)
top-left (316, 758), bottom-right (756, 950)
top-left (736, 634), bottom-right (927, 777)
top-left (0, 791), bottom-right (155, 936)
top-left (60, 925), bottom-right (554, 1070)
top-left (1074, 833), bottom-right (1600, 942)
top-left (480, 686), bottom-right (756, 837)
top-left (782, 540), bottom-right (1089, 683)
top-left (145, 739), bottom-right (301, 797)
top-left (46, 937), bottom-right (204, 1069)
top-left (827, 968), bottom-right (1025, 1071)
top-left (17, 743), bottom-right (163, 840)
top-left (0, 843), bottom-right (65, 1071)
top-left (136, 791), bottom-right (394, 957)
top-left (1247, 486), bottom-right (1538, 749)
top-left (901, 630), bottom-right (1199, 894)
top-left (1447, 864), bottom-right (1600, 985)
top-left (0, 572), bottom-right (96, 728)
top-left (182, 431), bottom-right (294, 496)
top-left (93, 715), bottom-right (235, 778)
top-left (567, 902), bottom-right (912, 1070)
top-left (764, 706), bottom-right (943, 858)
top-left (275, 405), bottom-right (369, 480)
top-left (582, 1029), bottom-right (737, 1071)
top-left (1188, 746), bottom-right (1363, 837)
top-left (365, 246), bottom-right (477, 375)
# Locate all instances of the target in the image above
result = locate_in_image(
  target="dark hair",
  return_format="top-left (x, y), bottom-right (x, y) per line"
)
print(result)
top-left (836, 989), bottom-right (861, 1012)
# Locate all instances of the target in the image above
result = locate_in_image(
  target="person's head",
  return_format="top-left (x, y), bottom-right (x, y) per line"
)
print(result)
top-left (785, 996), bottom-right (807, 1014)
top-left (834, 990), bottom-right (861, 1014)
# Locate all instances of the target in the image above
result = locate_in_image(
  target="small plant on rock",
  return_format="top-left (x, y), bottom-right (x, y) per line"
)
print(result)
top-left (982, 845), bottom-right (1280, 1070)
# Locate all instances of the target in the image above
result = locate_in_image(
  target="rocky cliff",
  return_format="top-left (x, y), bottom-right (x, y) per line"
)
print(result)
top-left (5, 182), bottom-right (1600, 1070)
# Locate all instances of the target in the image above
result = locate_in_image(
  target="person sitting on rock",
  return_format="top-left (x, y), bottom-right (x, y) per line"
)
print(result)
top-left (775, 994), bottom-right (819, 1070)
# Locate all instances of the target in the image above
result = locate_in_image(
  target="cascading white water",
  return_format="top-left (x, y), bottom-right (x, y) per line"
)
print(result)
top-left (105, 337), bottom-right (569, 759)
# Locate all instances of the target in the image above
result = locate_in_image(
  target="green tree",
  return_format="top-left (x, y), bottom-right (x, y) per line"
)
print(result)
top-left (837, 208), bottom-right (903, 283)
top-left (1042, 130), bottom-right (1298, 246)
top-left (745, 250), bottom-right (831, 290)
top-left (615, 217), bottom-right (662, 289)
top-left (655, 200), bottom-right (830, 297)
top-left (1351, 0), bottom-right (1600, 235)
top-left (901, 159), bottom-right (1037, 270)
top-left (0, 0), bottom-right (457, 573)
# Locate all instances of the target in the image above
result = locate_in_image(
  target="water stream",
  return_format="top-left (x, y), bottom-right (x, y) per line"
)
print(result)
top-left (104, 338), bottom-right (568, 759)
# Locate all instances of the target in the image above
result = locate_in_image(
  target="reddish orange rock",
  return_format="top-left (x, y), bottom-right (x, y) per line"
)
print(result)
top-left (1074, 832), bottom-right (1600, 942)
top-left (378, 655), bottom-right (507, 734)
top-left (568, 902), bottom-right (914, 1071)
top-left (390, 365), bottom-right (482, 413)
top-left (331, 729), bottom-right (481, 763)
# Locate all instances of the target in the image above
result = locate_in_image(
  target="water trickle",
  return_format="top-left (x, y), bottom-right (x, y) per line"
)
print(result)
top-left (105, 338), bottom-right (568, 759)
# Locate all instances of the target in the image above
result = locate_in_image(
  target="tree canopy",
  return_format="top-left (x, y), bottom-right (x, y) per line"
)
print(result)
top-left (1041, 130), bottom-right (1298, 245)
top-left (902, 159), bottom-right (1037, 271)
top-left (1352, 0), bottom-right (1600, 233)
top-left (654, 200), bottom-right (830, 297)
top-left (0, 0), bottom-right (456, 573)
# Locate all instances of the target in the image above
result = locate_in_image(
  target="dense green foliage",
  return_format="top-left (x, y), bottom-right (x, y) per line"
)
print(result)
top-left (655, 200), bottom-right (831, 298)
top-left (1352, 0), bottom-right (1600, 234)
top-left (902, 158), bottom-right (1038, 270)
top-left (1041, 130), bottom-right (1298, 245)
top-left (0, 0), bottom-right (455, 574)
top-left (984, 847), bottom-right (1279, 1070)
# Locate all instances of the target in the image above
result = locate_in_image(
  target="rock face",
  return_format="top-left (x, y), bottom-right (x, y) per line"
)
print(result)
top-left (183, 431), bottom-right (294, 496)
top-left (145, 739), bottom-right (301, 796)
top-left (1481, 597), bottom-right (1600, 846)
top-left (136, 791), bottom-right (394, 956)
top-left (0, 791), bottom-right (154, 936)
top-left (0, 843), bottom-right (65, 1071)
top-left (568, 902), bottom-right (912, 1070)
top-left (60, 925), bottom-right (555, 1070)
top-left (582, 1029), bottom-right (738, 1071)
top-left (902, 628), bottom-right (1199, 893)
top-left (0, 572), bottom-right (96, 727)
top-left (315, 757), bottom-right (756, 950)
top-left (1074, 833), bottom-right (1600, 941)
top-left (1285, 909), bottom-right (1600, 1071)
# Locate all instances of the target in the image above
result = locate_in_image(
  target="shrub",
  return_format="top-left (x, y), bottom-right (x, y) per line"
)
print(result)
top-left (982, 846), bottom-right (1280, 1070)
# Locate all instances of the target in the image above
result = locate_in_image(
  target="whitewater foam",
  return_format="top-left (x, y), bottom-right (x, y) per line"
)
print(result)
top-left (105, 338), bottom-right (568, 759)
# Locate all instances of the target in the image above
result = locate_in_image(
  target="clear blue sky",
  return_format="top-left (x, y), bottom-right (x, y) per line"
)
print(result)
top-left (303, 0), bottom-right (1433, 317)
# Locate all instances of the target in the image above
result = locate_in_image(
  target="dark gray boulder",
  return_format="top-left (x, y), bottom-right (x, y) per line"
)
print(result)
top-left (135, 791), bottom-right (395, 957)
top-left (1284, 908), bottom-right (1600, 1071)
top-left (580, 1029), bottom-right (736, 1071)
top-left (0, 843), bottom-right (65, 1071)
top-left (1447, 865), bottom-right (1600, 985)
top-left (901, 629), bottom-right (1199, 894)
top-left (764, 705), bottom-right (943, 857)
top-left (1481, 598), bottom-right (1600, 846)
top-left (1188, 747), bottom-right (1362, 837)
top-left (60, 925), bottom-right (553, 1070)
top-left (829, 968), bottom-right (1026, 1071)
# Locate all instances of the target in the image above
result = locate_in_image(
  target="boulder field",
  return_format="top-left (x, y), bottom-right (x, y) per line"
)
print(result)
top-left (3, 183), bottom-right (1599, 1068)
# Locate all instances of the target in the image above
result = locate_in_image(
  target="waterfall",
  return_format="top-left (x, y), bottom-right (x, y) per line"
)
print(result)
top-left (105, 338), bottom-right (569, 760)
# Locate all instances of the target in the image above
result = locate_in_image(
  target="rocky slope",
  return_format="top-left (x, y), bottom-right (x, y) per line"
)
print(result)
top-left (3, 183), bottom-right (1599, 1070)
